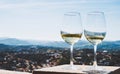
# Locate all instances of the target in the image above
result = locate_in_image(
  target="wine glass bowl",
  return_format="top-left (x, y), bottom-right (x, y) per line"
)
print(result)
top-left (60, 12), bottom-right (83, 69)
top-left (84, 30), bottom-right (106, 45)
top-left (61, 31), bottom-right (82, 45)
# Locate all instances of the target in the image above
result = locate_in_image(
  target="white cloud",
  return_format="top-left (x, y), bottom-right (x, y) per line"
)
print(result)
top-left (0, 0), bottom-right (119, 9)
top-left (0, 1), bottom-right (80, 9)
top-left (0, 0), bottom-right (102, 9)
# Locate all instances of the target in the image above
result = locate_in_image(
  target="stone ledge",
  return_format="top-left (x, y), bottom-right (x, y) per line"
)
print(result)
top-left (33, 65), bottom-right (120, 74)
top-left (0, 69), bottom-right (31, 74)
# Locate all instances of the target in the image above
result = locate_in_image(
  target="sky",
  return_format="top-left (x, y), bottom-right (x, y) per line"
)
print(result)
top-left (0, 0), bottom-right (120, 41)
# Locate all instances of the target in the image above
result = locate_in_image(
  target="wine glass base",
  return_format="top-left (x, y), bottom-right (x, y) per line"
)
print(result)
top-left (84, 66), bottom-right (108, 74)
top-left (85, 70), bottom-right (107, 74)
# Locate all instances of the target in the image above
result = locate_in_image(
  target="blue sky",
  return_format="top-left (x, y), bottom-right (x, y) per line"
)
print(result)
top-left (0, 0), bottom-right (120, 41)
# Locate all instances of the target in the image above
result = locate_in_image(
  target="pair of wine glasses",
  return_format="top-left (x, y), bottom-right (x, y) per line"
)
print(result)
top-left (60, 11), bottom-right (106, 73)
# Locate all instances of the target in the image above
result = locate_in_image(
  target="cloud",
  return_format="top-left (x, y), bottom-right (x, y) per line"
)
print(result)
top-left (0, 0), bottom-right (109, 9)
top-left (0, 1), bottom-right (82, 9)
top-left (0, 0), bottom-right (119, 10)
top-left (0, 0), bottom-right (119, 16)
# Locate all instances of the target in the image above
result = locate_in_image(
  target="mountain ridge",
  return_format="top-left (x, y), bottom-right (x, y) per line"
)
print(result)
top-left (0, 37), bottom-right (120, 51)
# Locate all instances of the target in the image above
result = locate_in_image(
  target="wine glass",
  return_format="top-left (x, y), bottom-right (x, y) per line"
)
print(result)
top-left (84, 11), bottom-right (106, 73)
top-left (60, 12), bottom-right (83, 69)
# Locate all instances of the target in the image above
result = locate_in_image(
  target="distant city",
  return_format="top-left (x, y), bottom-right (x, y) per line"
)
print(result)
top-left (0, 38), bottom-right (120, 73)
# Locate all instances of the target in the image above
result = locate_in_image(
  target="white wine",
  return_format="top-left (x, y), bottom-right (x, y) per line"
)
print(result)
top-left (61, 31), bottom-right (82, 45)
top-left (84, 30), bottom-right (106, 45)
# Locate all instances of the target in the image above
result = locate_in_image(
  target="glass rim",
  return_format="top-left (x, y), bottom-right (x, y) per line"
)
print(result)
top-left (87, 11), bottom-right (104, 15)
top-left (64, 12), bottom-right (80, 16)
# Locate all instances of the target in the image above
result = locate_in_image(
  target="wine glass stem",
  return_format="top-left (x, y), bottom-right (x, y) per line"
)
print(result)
top-left (70, 44), bottom-right (74, 67)
top-left (93, 44), bottom-right (98, 69)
